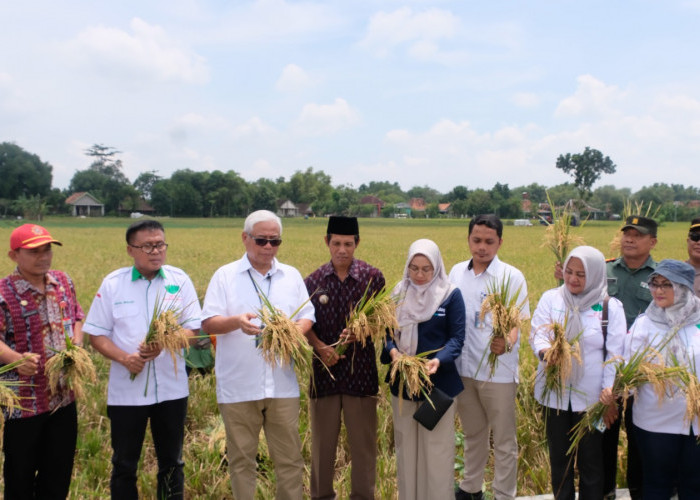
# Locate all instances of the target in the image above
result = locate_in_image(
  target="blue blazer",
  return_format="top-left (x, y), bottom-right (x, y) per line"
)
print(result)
top-left (381, 288), bottom-right (466, 400)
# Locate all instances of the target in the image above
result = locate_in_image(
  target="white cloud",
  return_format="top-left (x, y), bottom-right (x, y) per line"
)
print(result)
top-left (294, 98), bottom-right (360, 136)
top-left (359, 7), bottom-right (462, 62)
top-left (555, 74), bottom-right (625, 118)
top-left (275, 64), bottom-right (314, 92)
top-left (65, 17), bottom-right (209, 84)
top-left (511, 92), bottom-right (540, 109)
top-left (232, 117), bottom-right (277, 138)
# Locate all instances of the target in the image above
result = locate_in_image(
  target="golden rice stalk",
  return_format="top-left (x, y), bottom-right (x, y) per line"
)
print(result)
top-left (337, 282), bottom-right (399, 355)
top-left (541, 191), bottom-right (584, 284)
top-left (388, 349), bottom-right (438, 413)
top-left (538, 319), bottom-right (582, 407)
top-left (0, 355), bottom-right (33, 435)
top-left (253, 280), bottom-right (313, 372)
top-left (44, 340), bottom-right (97, 401)
top-left (609, 199), bottom-right (661, 256)
top-left (568, 340), bottom-right (688, 454)
top-left (478, 274), bottom-right (526, 378)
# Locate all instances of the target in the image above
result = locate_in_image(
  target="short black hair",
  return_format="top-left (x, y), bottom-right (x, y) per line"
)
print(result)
top-left (126, 220), bottom-right (165, 244)
top-left (468, 214), bottom-right (503, 238)
top-left (326, 233), bottom-right (360, 244)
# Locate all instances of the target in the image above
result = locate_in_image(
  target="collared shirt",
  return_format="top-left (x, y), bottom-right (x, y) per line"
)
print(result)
top-left (0, 269), bottom-right (84, 419)
top-left (606, 255), bottom-right (656, 329)
top-left (83, 265), bottom-right (202, 406)
top-left (531, 289), bottom-right (626, 411)
top-left (448, 256), bottom-right (529, 383)
top-left (201, 254), bottom-right (315, 404)
top-left (628, 315), bottom-right (700, 435)
top-left (304, 259), bottom-right (385, 398)
top-left (686, 259), bottom-right (700, 298)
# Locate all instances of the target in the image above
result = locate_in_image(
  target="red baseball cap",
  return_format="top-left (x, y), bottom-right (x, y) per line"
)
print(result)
top-left (10, 224), bottom-right (62, 251)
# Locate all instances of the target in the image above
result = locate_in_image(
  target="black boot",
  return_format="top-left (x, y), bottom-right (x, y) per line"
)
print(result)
top-left (455, 488), bottom-right (484, 500)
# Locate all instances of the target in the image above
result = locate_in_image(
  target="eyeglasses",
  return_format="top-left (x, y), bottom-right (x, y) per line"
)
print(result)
top-left (649, 281), bottom-right (673, 291)
top-left (250, 236), bottom-right (282, 247)
top-left (689, 233), bottom-right (700, 242)
top-left (129, 242), bottom-right (168, 254)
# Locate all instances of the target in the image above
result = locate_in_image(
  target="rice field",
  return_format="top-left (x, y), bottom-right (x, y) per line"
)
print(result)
top-left (0, 216), bottom-right (693, 499)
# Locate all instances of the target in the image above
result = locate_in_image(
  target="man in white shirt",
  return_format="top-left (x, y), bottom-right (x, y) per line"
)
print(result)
top-left (84, 220), bottom-right (202, 500)
top-left (201, 210), bottom-right (314, 500)
top-left (449, 214), bottom-right (529, 500)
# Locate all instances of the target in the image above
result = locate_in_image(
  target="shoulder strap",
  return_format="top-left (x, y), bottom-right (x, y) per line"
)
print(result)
top-left (601, 295), bottom-right (610, 359)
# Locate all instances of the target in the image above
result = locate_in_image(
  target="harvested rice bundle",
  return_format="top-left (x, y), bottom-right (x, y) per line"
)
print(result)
top-left (568, 344), bottom-right (687, 454)
top-left (538, 319), bottom-right (582, 407)
top-left (337, 283), bottom-right (399, 356)
top-left (253, 281), bottom-right (313, 371)
top-left (479, 274), bottom-right (526, 378)
top-left (44, 335), bottom-right (96, 401)
top-left (388, 349), bottom-right (439, 412)
top-left (542, 191), bottom-right (584, 285)
top-left (0, 356), bottom-right (32, 433)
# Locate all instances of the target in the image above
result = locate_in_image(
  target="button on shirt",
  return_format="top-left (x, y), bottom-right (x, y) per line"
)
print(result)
top-left (606, 256), bottom-right (656, 329)
top-left (448, 256), bottom-right (529, 383)
top-left (629, 315), bottom-right (700, 435)
top-left (201, 255), bottom-right (315, 404)
top-left (83, 265), bottom-right (202, 406)
top-left (531, 289), bottom-right (626, 411)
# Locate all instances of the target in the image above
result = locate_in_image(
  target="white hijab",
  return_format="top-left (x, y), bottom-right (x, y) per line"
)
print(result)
top-left (560, 245), bottom-right (608, 383)
top-left (392, 239), bottom-right (456, 356)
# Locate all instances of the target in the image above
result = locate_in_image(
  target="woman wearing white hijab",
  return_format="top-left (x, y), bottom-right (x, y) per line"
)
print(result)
top-left (626, 259), bottom-right (700, 499)
top-left (530, 245), bottom-right (626, 500)
top-left (381, 239), bottom-right (465, 500)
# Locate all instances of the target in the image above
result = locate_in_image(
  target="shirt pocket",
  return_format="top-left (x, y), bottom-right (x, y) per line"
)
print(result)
top-left (635, 283), bottom-right (652, 303)
top-left (606, 277), bottom-right (619, 297)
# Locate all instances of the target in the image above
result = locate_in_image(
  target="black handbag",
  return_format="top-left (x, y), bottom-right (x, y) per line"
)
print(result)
top-left (412, 387), bottom-right (454, 430)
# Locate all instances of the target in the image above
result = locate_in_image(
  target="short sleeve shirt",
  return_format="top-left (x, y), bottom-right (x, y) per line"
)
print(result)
top-left (83, 265), bottom-right (202, 406)
top-left (606, 256), bottom-right (656, 329)
top-left (201, 254), bottom-right (315, 404)
top-left (304, 259), bottom-right (385, 398)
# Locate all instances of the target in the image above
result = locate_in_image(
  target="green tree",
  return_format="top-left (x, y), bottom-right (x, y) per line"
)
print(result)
top-left (12, 194), bottom-right (47, 220)
top-left (555, 147), bottom-right (616, 200)
top-left (0, 142), bottom-right (53, 200)
top-left (466, 189), bottom-right (494, 216)
top-left (133, 171), bottom-right (161, 202)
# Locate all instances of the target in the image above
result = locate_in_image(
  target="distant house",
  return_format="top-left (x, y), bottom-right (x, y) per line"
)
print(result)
top-left (360, 195), bottom-right (385, 217)
top-left (438, 203), bottom-right (451, 215)
top-left (65, 192), bottom-right (104, 217)
top-left (409, 198), bottom-right (427, 212)
top-left (277, 200), bottom-right (299, 217)
top-left (296, 203), bottom-right (314, 217)
top-left (118, 198), bottom-right (155, 217)
top-left (395, 202), bottom-right (412, 217)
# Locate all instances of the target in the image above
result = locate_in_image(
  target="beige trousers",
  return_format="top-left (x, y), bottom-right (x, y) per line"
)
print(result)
top-left (219, 398), bottom-right (303, 500)
top-left (455, 377), bottom-right (518, 500)
top-left (310, 394), bottom-right (378, 500)
top-left (391, 396), bottom-right (456, 500)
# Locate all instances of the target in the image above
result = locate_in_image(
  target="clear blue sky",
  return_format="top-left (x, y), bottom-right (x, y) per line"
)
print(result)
top-left (2, 0), bottom-right (699, 193)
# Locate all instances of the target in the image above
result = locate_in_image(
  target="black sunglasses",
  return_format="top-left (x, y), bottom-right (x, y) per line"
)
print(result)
top-left (251, 237), bottom-right (282, 247)
top-left (689, 233), bottom-right (700, 242)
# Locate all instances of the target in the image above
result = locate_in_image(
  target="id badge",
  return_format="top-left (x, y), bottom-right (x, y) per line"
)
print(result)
top-left (474, 311), bottom-right (484, 329)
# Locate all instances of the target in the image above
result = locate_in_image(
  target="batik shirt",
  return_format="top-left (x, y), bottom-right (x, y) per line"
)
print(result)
top-left (0, 269), bottom-right (84, 419)
top-left (304, 259), bottom-right (384, 398)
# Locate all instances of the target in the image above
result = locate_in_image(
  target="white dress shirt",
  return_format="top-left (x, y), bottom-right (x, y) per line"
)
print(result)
top-left (449, 256), bottom-right (529, 383)
top-left (83, 265), bottom-right (202, 406)
top-left (531, 288), bottom-right (626, 411)
top-left (629, 315), bottom-right (700, 435)
top-left (201, 254), bottom-right (315, 404)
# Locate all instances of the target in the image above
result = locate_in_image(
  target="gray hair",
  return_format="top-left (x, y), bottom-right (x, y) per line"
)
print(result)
top-left (244, 210), bottom-right (283, 235)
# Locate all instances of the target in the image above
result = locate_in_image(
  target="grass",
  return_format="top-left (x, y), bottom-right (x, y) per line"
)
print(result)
top-left (0, 216), bottom-right (694, 498)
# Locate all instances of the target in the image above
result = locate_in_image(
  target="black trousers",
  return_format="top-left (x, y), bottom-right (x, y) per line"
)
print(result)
top-left (2, 401), bottom-right (78, 500)
top-left (107, 397), bottom-right (188, 500)
top-left (544, 406), bottom-right (603, 500)
top-left (602, 398), bottom-right (643, 499)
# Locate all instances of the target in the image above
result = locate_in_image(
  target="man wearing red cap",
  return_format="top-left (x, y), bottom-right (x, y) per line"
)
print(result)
top-left (0, 224), bottom-right (84, 499)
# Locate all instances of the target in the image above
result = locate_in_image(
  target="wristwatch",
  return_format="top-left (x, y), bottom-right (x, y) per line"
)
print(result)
top-left (505, 339), bottom-right (512, 353)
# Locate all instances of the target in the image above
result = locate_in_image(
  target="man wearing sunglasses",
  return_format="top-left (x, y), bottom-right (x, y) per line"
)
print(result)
top-left (201, 210), bottom-right (315, 500)
top-left (84, 219), bottom-right (202, 500)
top-left (687, 217), bottom-right (700, 297)
top-left (303, 216), bottom-right (385, 500)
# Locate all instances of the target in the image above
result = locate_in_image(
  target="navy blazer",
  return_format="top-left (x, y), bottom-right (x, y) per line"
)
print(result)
top-left (381, 288), bottom-right (466, 400)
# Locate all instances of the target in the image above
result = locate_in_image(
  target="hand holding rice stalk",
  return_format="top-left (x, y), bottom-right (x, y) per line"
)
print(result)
top-left (44, 333), bottom-right (96, 401)
top-left (252, 280), bottom-right (313, 371)
top-left (388, 348), bottom-right (440, 412)
top-left (132, 290), bottom-right (192, 383)
top-left (568, 342), bottom-right (689, 454)
top-left (478, 275), bottom-right (526, 378)
top-left (538, 318), bottom-right (583, 407)
top-left (336, 282), bottom-right (399, 356)
top-left (0, 355), bottom-right (32, 416)
top-left (542, 191), bottom-right (584, 285)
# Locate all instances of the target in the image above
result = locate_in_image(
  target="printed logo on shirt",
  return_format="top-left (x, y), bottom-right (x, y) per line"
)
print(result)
top-left (640, 281), bottom-right (649, 289)
top-left (165, 284), bottom-right (180, 294)
top-left (434, 307), bottom-right (446, 317)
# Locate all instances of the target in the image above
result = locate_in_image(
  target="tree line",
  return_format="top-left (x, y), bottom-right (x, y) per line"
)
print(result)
top-left (2, 141), bottom-right (699, 222)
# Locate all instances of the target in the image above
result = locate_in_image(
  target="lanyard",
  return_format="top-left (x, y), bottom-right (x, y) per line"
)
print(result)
top-left (247, 269), bottom-right (272, 346)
